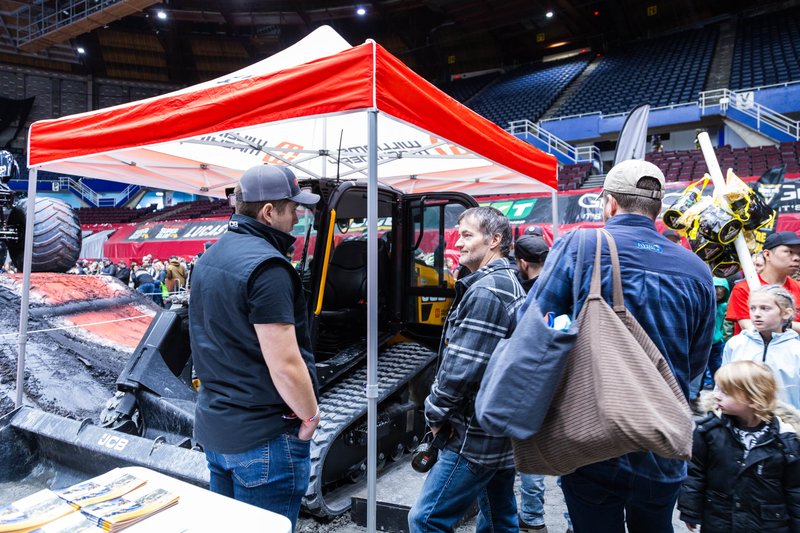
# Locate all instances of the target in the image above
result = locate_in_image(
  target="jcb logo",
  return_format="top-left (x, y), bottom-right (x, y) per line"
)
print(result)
top-left (98, 433), bottom-right (129, 451)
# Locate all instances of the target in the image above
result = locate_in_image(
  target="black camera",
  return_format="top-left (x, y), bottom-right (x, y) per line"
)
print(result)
top-left (412, 431), bottom-right (448, 473)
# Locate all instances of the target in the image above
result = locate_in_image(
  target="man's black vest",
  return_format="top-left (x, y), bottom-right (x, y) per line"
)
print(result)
top-left (189, 214), bottom-right (317, 453)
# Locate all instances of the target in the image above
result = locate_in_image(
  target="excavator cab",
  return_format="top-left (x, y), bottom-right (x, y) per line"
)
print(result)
top-left (0, 177), bottom-right (477, 517)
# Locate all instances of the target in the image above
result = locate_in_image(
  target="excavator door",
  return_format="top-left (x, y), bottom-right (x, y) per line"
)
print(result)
top-left (399, 193), bottom-right (477, 328)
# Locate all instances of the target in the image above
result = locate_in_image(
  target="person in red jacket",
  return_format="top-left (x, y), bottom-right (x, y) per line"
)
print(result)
top-left (726, 232), bottom-right (800, 335)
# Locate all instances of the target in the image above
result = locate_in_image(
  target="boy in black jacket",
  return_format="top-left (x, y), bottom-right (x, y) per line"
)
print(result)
top-left (678, 361), bottom-right (800, 532)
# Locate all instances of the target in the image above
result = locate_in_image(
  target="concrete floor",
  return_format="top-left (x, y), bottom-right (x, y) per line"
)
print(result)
top-left (298, 459), bottom-right (693, 533)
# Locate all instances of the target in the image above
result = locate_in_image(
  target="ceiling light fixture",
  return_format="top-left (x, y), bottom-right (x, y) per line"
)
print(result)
top-left (77, 47), bottom-right (86, 54)
top-left (545, 11), bottom-right (554, 18)
top-left (157, 10), bottom-right (167, 20)
top-left (356, 7), bottom-right (366, 16)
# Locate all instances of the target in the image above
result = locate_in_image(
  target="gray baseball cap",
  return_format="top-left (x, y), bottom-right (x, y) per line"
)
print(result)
top-left (237, 165), bottom-right (320, 206)
top-left (603, 160), bottom-right (665, 200)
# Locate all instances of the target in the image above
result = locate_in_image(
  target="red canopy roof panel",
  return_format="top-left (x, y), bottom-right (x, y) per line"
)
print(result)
top-left (27, 27), bottom-right (556, 195)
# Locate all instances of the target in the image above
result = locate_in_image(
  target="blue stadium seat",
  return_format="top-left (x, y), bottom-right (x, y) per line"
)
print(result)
top-left (553, 26), bottom-right (718, 117)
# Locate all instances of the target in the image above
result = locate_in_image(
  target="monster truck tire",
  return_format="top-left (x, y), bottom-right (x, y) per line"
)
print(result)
top-left (8, 197), bottom-right (81, 273)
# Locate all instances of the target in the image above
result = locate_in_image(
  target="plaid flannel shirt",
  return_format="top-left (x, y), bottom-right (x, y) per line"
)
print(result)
top-left (424, 257), bottom-right (525, 469)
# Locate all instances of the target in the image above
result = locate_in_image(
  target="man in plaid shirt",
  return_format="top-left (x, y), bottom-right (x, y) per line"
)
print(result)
top-left (409, 206), bottom-right (525, 533)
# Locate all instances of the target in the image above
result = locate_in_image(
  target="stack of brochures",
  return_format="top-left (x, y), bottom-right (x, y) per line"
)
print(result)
top-left (0, 469), bottom-right (179, 532)
top-left (28, 512), bottom-right (103, 532)
top-left (0, 489), bottom-right (75, 532)
top-left (78, 484), bottom-right (179, 532)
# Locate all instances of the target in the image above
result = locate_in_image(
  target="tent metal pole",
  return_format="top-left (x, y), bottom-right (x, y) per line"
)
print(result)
top-left (366, 109), bottom-right (379, 533)
top-left (551, 189), bottom-right (559, 240)
top-left (15, 168), bottom-right (38, 408)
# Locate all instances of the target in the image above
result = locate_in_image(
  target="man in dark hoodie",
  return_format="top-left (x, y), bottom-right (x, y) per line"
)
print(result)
top-left (115, 260), bottom-right (131, 285)
top-left (514, 233), bottom-right (549, 293)
top-left (513, 230), bottom-right (554, 532)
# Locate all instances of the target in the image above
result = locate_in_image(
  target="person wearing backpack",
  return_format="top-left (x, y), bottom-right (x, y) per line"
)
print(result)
top-left (525, 160), bottom-right (715, 533)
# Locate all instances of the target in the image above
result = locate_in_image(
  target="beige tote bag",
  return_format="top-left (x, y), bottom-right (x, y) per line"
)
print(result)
top-left (513, 229), bottom-right (693, 475)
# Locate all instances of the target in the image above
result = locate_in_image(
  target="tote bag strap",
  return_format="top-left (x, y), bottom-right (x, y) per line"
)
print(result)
top-left (588, 229), bottom-right (625, 313)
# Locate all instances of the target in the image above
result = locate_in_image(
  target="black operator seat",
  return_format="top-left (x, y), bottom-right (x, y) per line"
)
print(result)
top-left (321, 238), bottom-right (389, 318)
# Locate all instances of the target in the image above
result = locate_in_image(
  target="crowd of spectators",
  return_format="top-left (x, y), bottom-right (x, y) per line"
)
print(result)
top-left (67, 253), bottom-right (197, 306)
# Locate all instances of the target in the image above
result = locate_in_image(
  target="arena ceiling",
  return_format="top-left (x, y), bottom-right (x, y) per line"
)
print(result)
top-left (0, 0), bottom-right (796, 87)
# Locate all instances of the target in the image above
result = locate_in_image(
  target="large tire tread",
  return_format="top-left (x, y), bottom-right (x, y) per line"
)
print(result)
top-left (8, 197), bottom-right (81, 273)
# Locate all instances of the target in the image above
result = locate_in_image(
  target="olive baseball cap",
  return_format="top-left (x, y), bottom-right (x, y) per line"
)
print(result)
top-left (237, 165), bottom-right (320, 206)
top-left (603, 160), bottom-right (665, 200)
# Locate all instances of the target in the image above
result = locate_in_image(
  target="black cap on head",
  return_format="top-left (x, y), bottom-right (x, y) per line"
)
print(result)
top-left (764, 231), bottom-right (800, 250)
top-left (523, 225), bottom-right (543, 237)
top-left (237, 165), bottom-right (320, 206)
top-left (515, 235), bottom-right (549, 262)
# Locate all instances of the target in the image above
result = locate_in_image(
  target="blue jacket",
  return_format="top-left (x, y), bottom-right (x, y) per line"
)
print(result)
top-left (526, 214), bottom-right (715, 482)
top-left (724, 329), bottom-right (800, 409)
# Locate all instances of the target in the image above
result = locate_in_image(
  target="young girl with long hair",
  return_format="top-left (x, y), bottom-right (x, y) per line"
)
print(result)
top-left (723, 284), bottom-right (800, 409)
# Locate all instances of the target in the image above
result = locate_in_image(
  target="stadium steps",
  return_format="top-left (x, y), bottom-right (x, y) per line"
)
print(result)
top-left (580, 174), bottom-right (607, 189)
top-left (539, 56), bottom-right (602, 121)
top-left (705, 19), bottom-right (736, 91)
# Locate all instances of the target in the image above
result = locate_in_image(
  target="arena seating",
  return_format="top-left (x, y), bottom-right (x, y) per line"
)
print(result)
top-left (645, 141), bottom-right (800, 182)
top-left (76, 206), bottom-right (153, 224)
top-left (466, 56), bottom-right (590, 126)
top-left (559, 162), bottom-right (594, 191)
top-left (77, 199), bottom-right (233, 225)
top-left (555, 27), bottom-right (718, 117)
top-left (730, 7), bottom-right (800, 90)
top-left (441, 72), bottom-right (499, 103)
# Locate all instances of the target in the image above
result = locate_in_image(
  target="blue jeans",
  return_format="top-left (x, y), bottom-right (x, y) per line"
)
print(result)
top-left (205, 433), bottom-right (310, 531)
top-left (408, 448), bottom-right (517, 533)
top-left (519, 473), bottom-right (545, 526)
top-left (561, 461), bottom-right (681, 533)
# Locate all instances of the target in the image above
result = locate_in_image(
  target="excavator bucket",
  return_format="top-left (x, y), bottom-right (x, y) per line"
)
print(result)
top-left (0, 406), bottom-right (208, 492)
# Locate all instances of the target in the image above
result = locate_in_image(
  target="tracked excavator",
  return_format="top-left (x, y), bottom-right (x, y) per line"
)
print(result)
top-left (0, 178), bottom-right (476, 517)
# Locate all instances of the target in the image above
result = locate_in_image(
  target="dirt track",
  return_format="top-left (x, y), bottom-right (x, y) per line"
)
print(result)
top-left (0, 273), bottom-right (157, 420)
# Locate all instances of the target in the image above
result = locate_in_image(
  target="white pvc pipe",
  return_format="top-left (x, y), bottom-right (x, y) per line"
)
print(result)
top-left (696, 132), bottom-right (759, 290)
top-left (366, 109), bottom-right (379, 533)
top-left (551, 189), bottom-right (559, 240)
top-left (15, 168), bottom-right (37, 407)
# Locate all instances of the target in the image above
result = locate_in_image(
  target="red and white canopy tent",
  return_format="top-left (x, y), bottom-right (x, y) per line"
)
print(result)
top-left (20, 26), bottom-right (557, 529)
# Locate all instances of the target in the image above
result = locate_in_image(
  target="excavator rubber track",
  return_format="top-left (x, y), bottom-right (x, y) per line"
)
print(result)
top-left (303, 341), bottom-right (436, 517)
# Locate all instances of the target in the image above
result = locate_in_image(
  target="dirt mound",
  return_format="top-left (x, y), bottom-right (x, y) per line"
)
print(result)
top-left (0, 273), bottom-right (157, 420)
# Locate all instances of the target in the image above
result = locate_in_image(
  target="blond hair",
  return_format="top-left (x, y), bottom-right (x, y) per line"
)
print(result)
top-left (750, 284), bottom-right (796, 331)
top-left (715, 361), bottom-right (778, 422)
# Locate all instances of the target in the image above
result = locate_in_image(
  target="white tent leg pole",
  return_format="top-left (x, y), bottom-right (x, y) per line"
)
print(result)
top-left (366, 109), bottom-right (379, 533)
top-left (551, 189), bottom-right (559, 240)
top-left (16, 168), bottom-right (38, 408)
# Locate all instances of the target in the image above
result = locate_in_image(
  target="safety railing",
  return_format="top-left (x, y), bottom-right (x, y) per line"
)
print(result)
top-left (699, 88), bottom-right (800, 141)
top-left (507, 119), bottom-right (601, 167)
top-left (58, 176), bottom-right (99, 207)
top-left (116, 184), bottom-right (141, 207)
top-left (16, 0), bottom-right (128, 49)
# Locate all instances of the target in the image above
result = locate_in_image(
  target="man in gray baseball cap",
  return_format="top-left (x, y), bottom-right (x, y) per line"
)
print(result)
top-left (189, 163), bottom-right (320, 527)
top-left (237, 164), bottom-right (320, 206)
